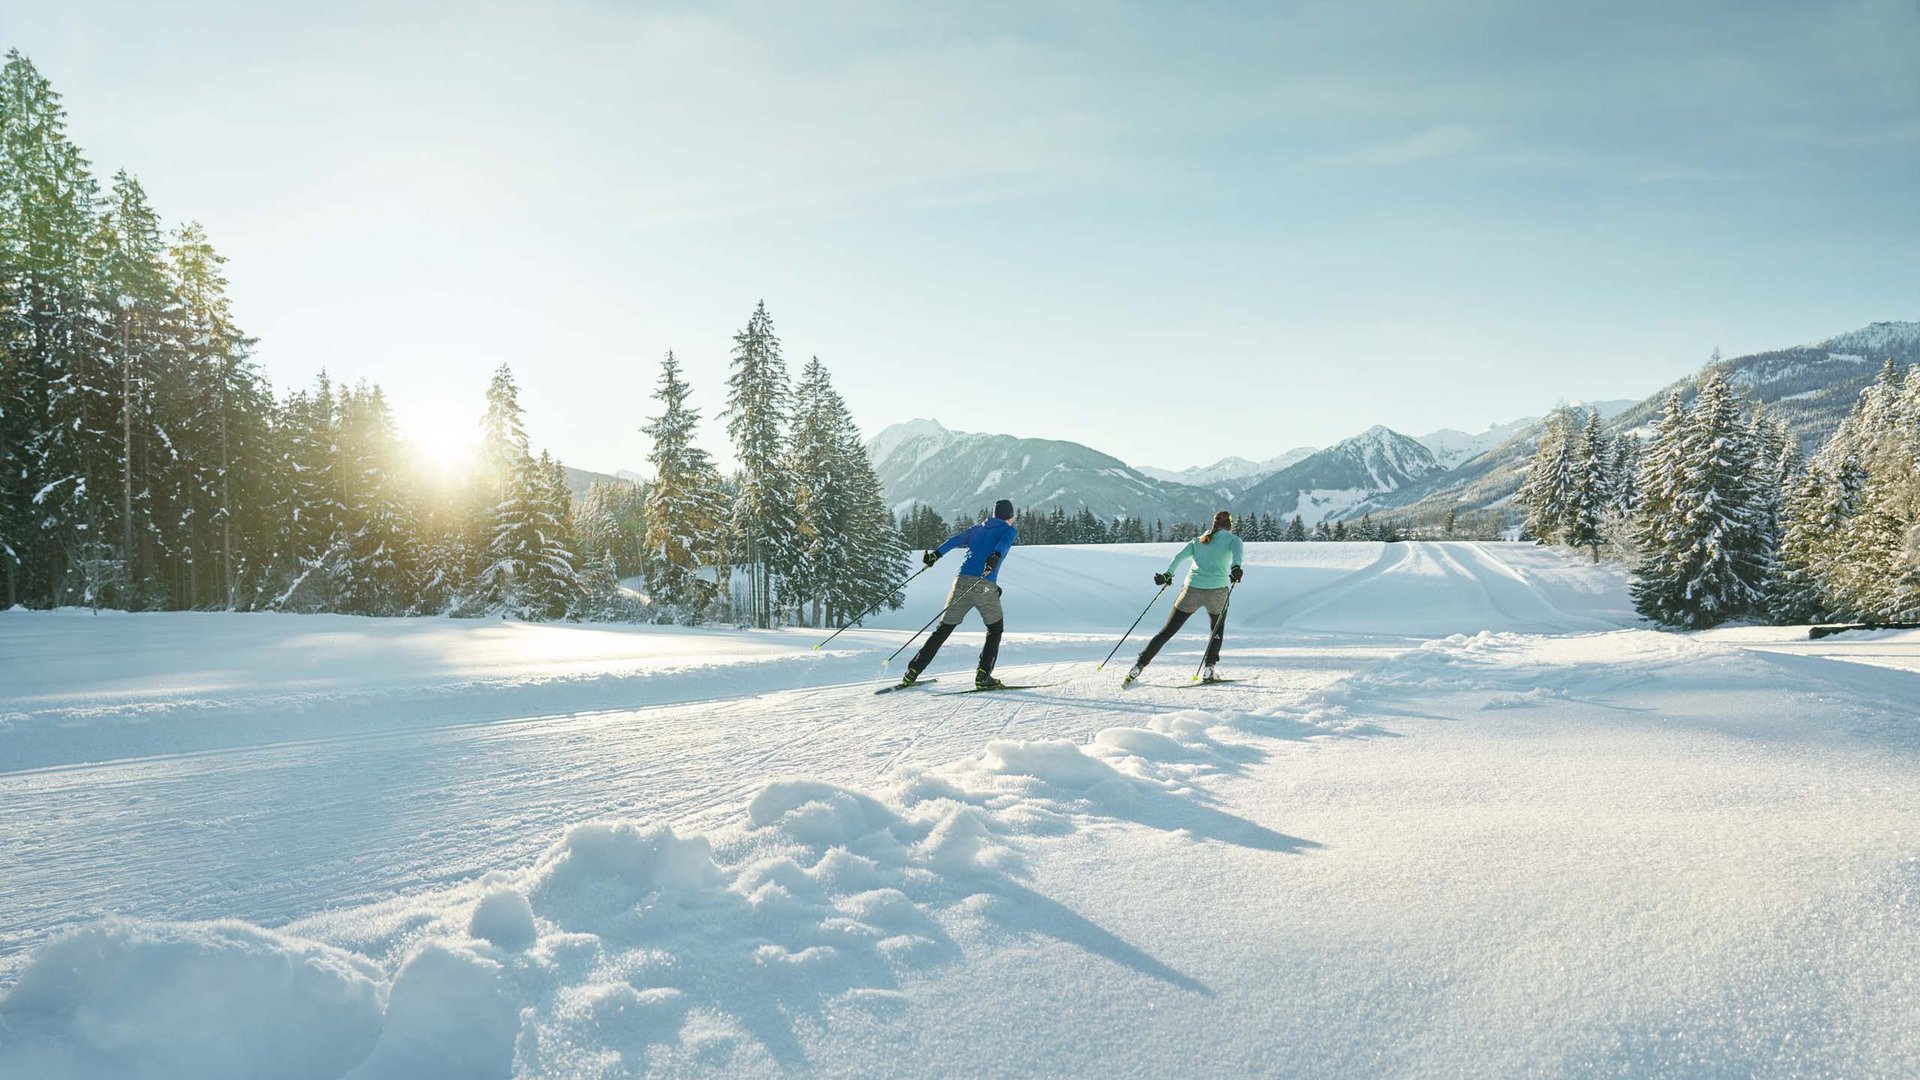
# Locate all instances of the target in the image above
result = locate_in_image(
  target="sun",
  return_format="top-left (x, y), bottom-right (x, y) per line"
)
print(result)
top-left (402, 407), bottom-right (480, 478)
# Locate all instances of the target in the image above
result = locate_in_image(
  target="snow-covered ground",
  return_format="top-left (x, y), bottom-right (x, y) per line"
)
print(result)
top-left (1, 542), bottom-right (1915, 1078)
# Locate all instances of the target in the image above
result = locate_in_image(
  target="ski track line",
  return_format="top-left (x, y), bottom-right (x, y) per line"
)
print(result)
top-left (1427, 542), bottom-right (1524, 630)
top-left (1269, 542), bottom-right (1416, 630)
top-left (0, 668), bottom-right (941, 780)
top-left (1459, 542), bottom-right (1624, 633)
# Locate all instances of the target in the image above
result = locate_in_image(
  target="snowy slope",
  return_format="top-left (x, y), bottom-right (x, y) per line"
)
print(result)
top-left (3, 546), bottom-right (1917, 1078)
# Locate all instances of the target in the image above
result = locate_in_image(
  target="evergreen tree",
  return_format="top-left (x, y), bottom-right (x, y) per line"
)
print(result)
top-left (168, 221), bottom-right (263, 607)
top-left (576, 479), bottom-right (645, 579)
top-left (724, 301), bottom-right (795, 627)
top-left (641, 351), bottom-right (725, 621)
top-left (899, 503), bottom-right (947, 550)
top-left (1630, 373), bottom-right (1772, 628)
top-left (1286, 514), bottom-right (1308, 542)
top-left (1520, 407), bottom-right (1580, 545)
top-left (1564, 409), bottom-right (1609, 556)
top-left (476, 450), bottom-right (580, 620)
top-left (1769, 455), bottom-right (1859, 624)
top-left (1, 50), bottom-right (107, 607)
top-left (335, 384), bottom-right (417, 614)
top-left (272, 375), bottom-right (349, 610)
top-left (93, 170), bottom-right (174, 606)
top-left (1607, 434), bottom-right (1641, 517)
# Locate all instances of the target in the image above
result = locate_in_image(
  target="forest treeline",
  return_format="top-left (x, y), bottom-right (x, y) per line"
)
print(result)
top-left (1520, 365), bottom-right (1920, 628)
top-left (0, 50), bottom-right (907, 625)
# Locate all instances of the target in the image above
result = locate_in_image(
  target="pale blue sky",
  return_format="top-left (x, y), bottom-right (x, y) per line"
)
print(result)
top-left (6, 0), bottom-right (1915, 473)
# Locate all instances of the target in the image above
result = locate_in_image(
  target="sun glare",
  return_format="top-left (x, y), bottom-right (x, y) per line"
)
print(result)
top-left (404, 409), bottom-right (480, 479)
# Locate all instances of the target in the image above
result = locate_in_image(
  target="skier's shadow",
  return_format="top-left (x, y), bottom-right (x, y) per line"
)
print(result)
top-left (1091, 784), bottom-right (1323, 854)
top-left (961, 873), bottom-right (1215, 996)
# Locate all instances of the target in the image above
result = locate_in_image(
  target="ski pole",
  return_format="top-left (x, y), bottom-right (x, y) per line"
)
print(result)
top-left (1193, 581), bottom-right (1238, 682)
top-left (1097, 582), bottom-right (1169, 671)
top-left (813, 561), bottom-right (935, 650)
top-left (884, 574), bottom-right (990, 667)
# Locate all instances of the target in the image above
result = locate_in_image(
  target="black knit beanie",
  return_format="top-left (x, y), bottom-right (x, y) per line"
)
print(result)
top-left (994, 499), bottom-right (1015, 520)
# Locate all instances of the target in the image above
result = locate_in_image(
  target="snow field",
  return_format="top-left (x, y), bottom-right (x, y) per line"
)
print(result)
top-left (2, 542), bottom-right (1915, 1077)
top-left (1, 671), bottom-right (1293, 1078)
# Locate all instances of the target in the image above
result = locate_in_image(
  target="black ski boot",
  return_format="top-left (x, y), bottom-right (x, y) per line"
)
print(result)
top-left (974, 669), bottom-right (1006, 692)
top-left (1122, 663), bottom-right (1144, 689)
top-left (898, 668), bottom-right (921, 689)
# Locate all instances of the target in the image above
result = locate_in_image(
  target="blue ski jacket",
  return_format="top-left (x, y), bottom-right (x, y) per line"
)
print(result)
top-left (939, 518), bottom-right (1018, 582)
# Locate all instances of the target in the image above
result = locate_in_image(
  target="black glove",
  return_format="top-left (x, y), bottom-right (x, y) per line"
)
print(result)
top-left (1230, 565), bottom-right (1243, 584)
top-left (1154, 572), bottom-right (1173, 587)
top-left (922, 550), bottom-right (940, 567)
top-left (982, 552), bottom-right (1001, 575)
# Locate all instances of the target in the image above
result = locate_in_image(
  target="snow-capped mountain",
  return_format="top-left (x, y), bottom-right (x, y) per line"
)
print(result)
top-left (865, 419), bottom-right (1219, 523)
top-left (1232, 426), bottom-right (1447, 523)
top-left (1415, 418), bottom-right (1541, 470)
top-left (1372, 322), bottom-right (1920, 527)
top-left (1137, 448), bottom-right (1316, 489)
top-left (1415, 402), bottom-right (1634, 471)
top-left (858, 321), bottom-right (1916, 531)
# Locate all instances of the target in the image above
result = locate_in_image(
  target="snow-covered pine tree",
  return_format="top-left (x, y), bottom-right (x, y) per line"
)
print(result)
top-left (1287, 514), bottom-right (1308, 542)
top-left (785, 356), bottom-right (837, 625)
top-left (1827, 362), bottom-right (1920, 620)
top-left (1607, 433), bottom-right (1641, 517)
top-left (168, 221), bottom-right (265, 608)
top-left (335, 384), bottom-right (418, 615)
top-left (574, 546), bottom-right (635, 622)
top-left (273, 373), bottom-right (349, 610)
top-left (822, 369), bottom-right (907, 628)
top-left (1564, 409), bottom-right (1609, 557)
top-left (723, 301), bottom-right (796, 627)
top-left (1628, 391), bottom-right (1688, 617)
top-left (0, 50), bottom-right (109, 608)
top-left (1520, 408), bottom-right (1580, 544)
top-left (93, 170), bottom-right (174, 607)
top-left (641, 351), bottom-right (725, 622)
top-left (1631, 372), bottom-right (1772, 628)
top-left (1768, 454), bottom-right (1857, 624)
top-left (474, 450), bottom-right (579, 621)
top-left (575, 479), bottom-right (645, 580)
top-left (537, 451), bottom-right (583, 618)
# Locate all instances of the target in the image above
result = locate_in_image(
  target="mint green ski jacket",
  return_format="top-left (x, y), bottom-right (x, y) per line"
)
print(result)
top-left (1164, 531), bottom-right (1244, 589)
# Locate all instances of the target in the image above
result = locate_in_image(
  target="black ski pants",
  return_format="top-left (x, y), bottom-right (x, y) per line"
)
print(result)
top-left (1136, 607), bottom-right (1224, 669)
top-left (908, 618), bottom-right (1004, 678)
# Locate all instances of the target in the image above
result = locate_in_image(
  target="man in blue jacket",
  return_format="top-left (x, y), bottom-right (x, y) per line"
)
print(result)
top-left (899, 498), bottom-right (1018, 691)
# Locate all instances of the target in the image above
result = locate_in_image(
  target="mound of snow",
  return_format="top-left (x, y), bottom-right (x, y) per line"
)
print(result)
top-left (0, 921), bottom-right (384, 1080)
top-left (980, 739), bottom-right (1124, 788)
top-left (468, 888), bottom-right (536, 951)
top-left (526, 822), bottom-right (722, 933)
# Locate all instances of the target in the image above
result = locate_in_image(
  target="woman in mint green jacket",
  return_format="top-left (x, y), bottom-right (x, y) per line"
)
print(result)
top-left (1125, 510), bottom-right (1243, 686)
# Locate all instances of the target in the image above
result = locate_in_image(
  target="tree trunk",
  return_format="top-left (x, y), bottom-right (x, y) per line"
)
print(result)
top-left (121, 320), bottom-right (135, 601)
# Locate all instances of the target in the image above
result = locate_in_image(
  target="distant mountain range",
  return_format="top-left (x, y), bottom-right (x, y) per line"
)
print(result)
top-left (1368, 321), bottom-right (1920, 527)
top-left (864, 321), bottom-right (1920, 528)
top-left (1136, 448), bottom-right (1315, 488)
top-left (865, 419), bottom-right (1220, 524)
